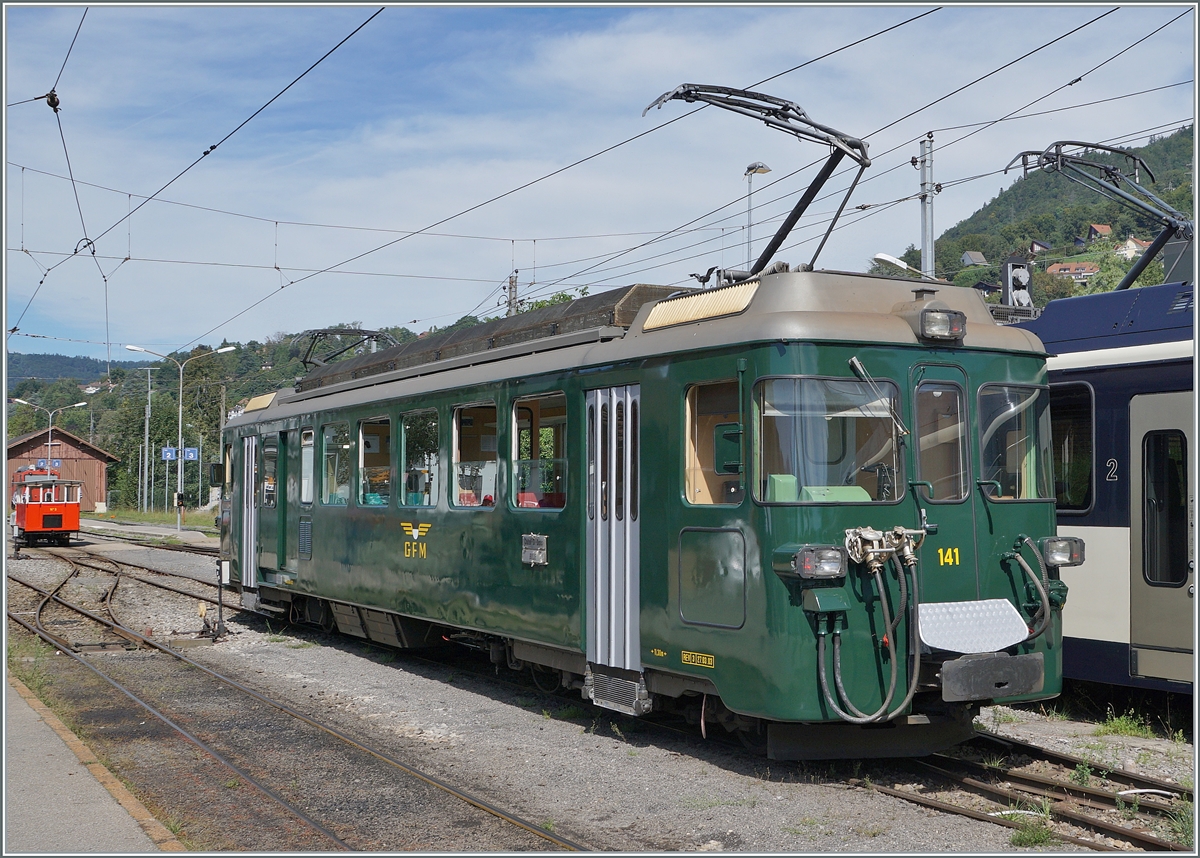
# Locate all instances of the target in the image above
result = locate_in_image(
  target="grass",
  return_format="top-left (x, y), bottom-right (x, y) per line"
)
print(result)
top-left (1069, 762), bottom-right (1092, 787)
top-left (286, 641), bottom-right (316, 649)
top-left (854, 824), bottom-right (887, 838)
top-left (1004, 799), bottom-right (1055, 848)
top-left (1094, 707), bottom-right (1156, 739)
top-left (6, 636), bottom-right (56, 696)
top-left (81, 509), bottom-right (217, 532)
top-left (558, 705), bottom-right (586, 719)
top-left (540, 820), bottom-right (556, 833)
top-left (984, 706), bottom-right (1020, 730)
top-left (782, 817), bottom-right (821, 835)
top-left (1167, 798), bottom-right (1194, 847)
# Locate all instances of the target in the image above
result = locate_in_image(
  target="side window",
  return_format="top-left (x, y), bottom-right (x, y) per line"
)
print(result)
top-left (1050, 383), bottom-right (1094, 512)
top-left (358, 417), bottom-right (391, 506)
top-left (978, 385), bottom-right (1053, 500)
top-left (915, 382), bottom-right (966, 501)
top-left (321, 422), bottom-right (351, 505)
top-left (587, 404), bottom-right (596, 521)
top-left (300, 429), bottom-right (314, 504)
top-left (513, 393), bottom-right (567, 509)
top-left (685, 380), bottom-right (741, 505)
top-left (453, 403), bottom-right (497, 508)
top-left (1144, 431), bottom-right (1188, 586)
top-left (402, 411), bottom-right (439, 507)
top-left (261, 439), bottom-right (278, 508)
top-left (223, 443), bottom-right (232, 493)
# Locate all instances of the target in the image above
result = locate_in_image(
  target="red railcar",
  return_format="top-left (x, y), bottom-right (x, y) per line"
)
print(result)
top-left (9, 466), bottom-right (82, 546)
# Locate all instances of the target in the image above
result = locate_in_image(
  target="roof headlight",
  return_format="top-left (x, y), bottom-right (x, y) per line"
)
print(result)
top-left (1040, 536), bottom-right (1085, 567)
top-left (920, 308), bottom-right (966, 341)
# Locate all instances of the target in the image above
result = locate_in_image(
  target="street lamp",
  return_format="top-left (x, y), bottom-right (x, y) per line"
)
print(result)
top-left (126, 344), bottom-right (235, 530)
top-left (12, 398), bottom-right (87, 468)
top-left (744, 161), bottom-right (771, 270)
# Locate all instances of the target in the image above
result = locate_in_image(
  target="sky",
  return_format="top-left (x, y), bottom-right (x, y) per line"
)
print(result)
top-left (4, 4), bottom-right (1196, 365)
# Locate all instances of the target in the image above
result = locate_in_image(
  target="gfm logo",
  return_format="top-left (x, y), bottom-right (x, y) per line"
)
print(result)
top-left (401, 522), bottom-right (431, 558)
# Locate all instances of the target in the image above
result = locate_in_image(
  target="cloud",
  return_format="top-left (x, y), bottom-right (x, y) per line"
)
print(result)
top-left (5, 5), bottom-right (1194, 359)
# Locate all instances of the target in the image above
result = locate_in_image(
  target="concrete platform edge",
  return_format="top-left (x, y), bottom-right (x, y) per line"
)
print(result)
top-left (7, 672), bottom-right (186, 852)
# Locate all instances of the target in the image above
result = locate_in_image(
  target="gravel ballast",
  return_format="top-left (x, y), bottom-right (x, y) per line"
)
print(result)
top-left (9, 541), bottom-right (1193, 851)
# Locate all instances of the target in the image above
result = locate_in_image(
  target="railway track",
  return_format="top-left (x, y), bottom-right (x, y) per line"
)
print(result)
top-left (76, 526), bottom-right (219, 556)
top-left (11, 541), bottom-right (1192, 851)
top-left (5, 548), bottom-right (585, 851)
top-left (856, 731), bottom-right (1193, 851)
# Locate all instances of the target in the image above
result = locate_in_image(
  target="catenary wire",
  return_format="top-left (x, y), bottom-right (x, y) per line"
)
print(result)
top-left (533, 10), bottom-right (1190, 298)
top-left (52, 7), bottom-right (88, 91)
top-left (175, 9), bottom-right (941, 350)
top-left (7, 7), bottom-right (386, 341)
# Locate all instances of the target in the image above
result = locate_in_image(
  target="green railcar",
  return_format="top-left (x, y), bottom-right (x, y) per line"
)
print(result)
top-left (219, 268), bottom-right (1079, 759)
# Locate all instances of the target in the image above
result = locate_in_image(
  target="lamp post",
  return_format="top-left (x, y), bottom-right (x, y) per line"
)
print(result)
top-left (744, 161), bottom-right (771, 270)
top-left (126, 344), bottom-right (235, 530)
top-left (13, 399), bottom-right (87, 468)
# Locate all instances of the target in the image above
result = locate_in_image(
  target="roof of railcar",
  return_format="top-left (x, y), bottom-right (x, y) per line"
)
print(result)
top-left (1015, 281), bottom-right (1193, 354)
top-left (227, 269), bottom-right (1047, 427)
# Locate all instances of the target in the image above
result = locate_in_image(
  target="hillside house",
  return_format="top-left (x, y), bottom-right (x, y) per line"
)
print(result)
top-left (961, 251), bottom-right (988, 266)
top-left (1029, 239), bottom-right (1052, 255)
top-left (1046, 261), bottom-right (1100, 283)
top-left (1115, 237), bottom-right (1153, 261)
top-left (7, 427), bottom-right (119, 512)
top-left (1088, 224), bottom-right (1112, 241)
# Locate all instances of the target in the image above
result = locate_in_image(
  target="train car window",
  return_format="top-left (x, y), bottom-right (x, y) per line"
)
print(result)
top-left (685, 380), bottom-right (740, 505)
top-left (587, 405), bottom-right (596, 521)
top-left (512, 393), bottom-right (567, 510)
top-left (915, 382), bottom-right (967, 501)
top-left (300, 430), bottom-right (314, 504)
top-left (1143, 430), bottom-right (1188, 586)
top-left (453, 404), bottom-right (497, 508)
top-left (261, 440), bottom-right (278, 508)
top-left (754, 377), bottom-right (901, 503)
top-left (358, 417), bottom-right (391, 506)
top-left (978, 385), bottom-right (1053, 500)
top-left (321, 423), bottom-right (352, 505)
top-left (401, 411), bottom-right (439, 507)
top-left (223, 443), bottom-right (232, 494)
top-left (1049, 384), bottom-right (1093, 512)
top-left (630, 400), bottom-right (639, 521)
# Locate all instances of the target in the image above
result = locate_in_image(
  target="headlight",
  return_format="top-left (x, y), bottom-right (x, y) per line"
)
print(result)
top-left (773, 544), bottom-right (847, 581)
top-left (1040, 536), bottom-right (1085, 567)
top-left (797, 545), bottom-right (847, 579)
top-left (920, 308), bottom-right (966, 341)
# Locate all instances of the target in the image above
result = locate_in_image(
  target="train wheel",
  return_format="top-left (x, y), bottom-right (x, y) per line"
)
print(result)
top-left (737, 724), bottom-right (769, 757)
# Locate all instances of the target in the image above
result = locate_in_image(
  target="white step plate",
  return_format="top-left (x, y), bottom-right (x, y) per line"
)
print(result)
top-left (918, 599), bottom-right (1029, 654)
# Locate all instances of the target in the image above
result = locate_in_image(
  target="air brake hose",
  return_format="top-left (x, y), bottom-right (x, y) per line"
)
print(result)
top-left (1021, 534), bottom-right (1051, 624)
top-left (881, 554), bottom-right (922, 721)
top-left (1011, 545), bottom-right (1052, 642)
top-left (832, 567), bottom-right (899, 720)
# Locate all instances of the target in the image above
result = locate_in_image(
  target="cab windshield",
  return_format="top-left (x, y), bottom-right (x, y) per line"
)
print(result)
top-left (755, 377), bottom-right (902, 503)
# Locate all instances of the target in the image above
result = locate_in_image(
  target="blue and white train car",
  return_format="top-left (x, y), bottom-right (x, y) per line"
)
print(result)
top-left (1018, 281), bottom-right (1194, 692)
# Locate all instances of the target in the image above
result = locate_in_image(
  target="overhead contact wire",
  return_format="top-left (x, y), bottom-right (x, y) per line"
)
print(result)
top-left (179, 8), bottom-right (940, 349)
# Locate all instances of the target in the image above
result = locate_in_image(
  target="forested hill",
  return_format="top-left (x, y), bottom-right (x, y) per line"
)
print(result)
top-left (7, 352), bottom-right (148, 383)
top-left (933, 125), bottom-right (1193, 282)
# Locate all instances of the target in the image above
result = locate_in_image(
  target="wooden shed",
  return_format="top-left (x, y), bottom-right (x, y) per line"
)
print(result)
top-left (7, 427), bottom-right (119, 512)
